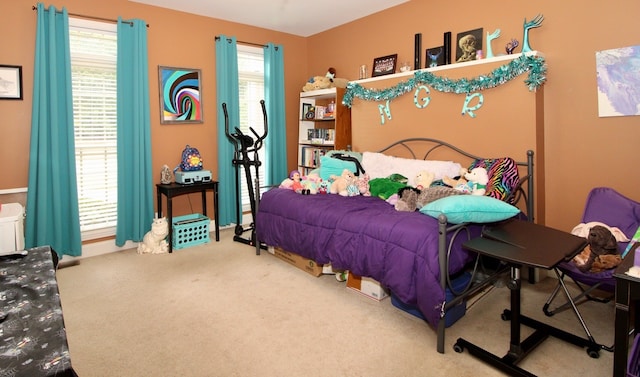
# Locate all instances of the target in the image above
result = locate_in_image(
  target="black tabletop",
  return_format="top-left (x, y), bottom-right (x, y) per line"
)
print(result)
top-left (463, 219), bottom-right (588, 270)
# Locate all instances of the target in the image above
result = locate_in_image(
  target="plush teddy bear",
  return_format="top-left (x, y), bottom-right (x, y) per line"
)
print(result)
top-left (442, 167), bottom-right (488, 195)
top-left (329, 169), bottom-right (356, 196)
top-left (572, 225), bottom-right (622, 272)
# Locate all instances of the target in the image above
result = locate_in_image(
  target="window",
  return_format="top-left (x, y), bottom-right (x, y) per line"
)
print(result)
top-left (237, 45), bottom-right (266, 212)
top-left (69, 18), bottom-right (118, 240)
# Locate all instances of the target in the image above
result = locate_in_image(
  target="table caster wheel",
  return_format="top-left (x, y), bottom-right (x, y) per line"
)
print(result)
top-left (587, 347), bottom-right (600, 359)
top-left (453, 342), bottom-right (464, 353)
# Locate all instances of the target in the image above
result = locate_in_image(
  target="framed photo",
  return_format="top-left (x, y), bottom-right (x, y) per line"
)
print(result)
top-left (158, 66), bottom-right (202, 124)
top-left (372, 54), bottom-right (398, 77)
top-left (0, 65), bottom-right (23, 100)
top-left (302, 103), bottom-right (313, 119)
top-left (455, 28), bottom-right (483, 63)
top-left (425, 46), bottom-right (445, 68)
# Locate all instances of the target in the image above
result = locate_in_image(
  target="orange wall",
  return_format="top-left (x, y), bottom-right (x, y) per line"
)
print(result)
top-left (306, 0), bottom-right (640, 232)
top-left (1, 0), bottom-right (309, 217)
top-left (2, 0), bottom-right (639, 232)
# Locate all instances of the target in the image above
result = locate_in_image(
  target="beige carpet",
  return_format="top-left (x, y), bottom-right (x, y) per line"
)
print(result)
top-left (56, 228), bottom-right (616, 376)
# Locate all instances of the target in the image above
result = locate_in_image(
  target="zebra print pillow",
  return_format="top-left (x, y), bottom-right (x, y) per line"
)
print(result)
top-left (468, 157), bottom-right (520, 203)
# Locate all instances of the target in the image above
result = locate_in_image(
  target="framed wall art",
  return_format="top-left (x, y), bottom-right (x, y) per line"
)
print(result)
top-left (425, 46), bottom-right (445, 68)
top-left (0, 65), bottom-right (23, 100)
top-left (372, 54), bottom-right (398, 77)
top-left (158, 66), bottom-right (202, 124)
top-left (455, 28), bottom-right (483, 63)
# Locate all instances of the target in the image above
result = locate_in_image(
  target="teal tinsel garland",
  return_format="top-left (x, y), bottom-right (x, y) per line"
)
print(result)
top-left (342, 55), bottom-right (546, 108)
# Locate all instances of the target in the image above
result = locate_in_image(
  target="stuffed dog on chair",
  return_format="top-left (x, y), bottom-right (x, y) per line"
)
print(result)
top-left (572, 225), bottom-right (621, 272)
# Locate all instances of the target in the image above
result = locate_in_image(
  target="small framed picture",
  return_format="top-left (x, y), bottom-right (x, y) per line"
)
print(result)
top-left (302, 103), bottom-right (312, 119)
top-left (372, 54), bottom-right (398, 77)
top-left (158, 66), bottom-right (203, 124)
top-left (425, 46), bottom-right (445, 68)
top-left (0, 65), bottom-right (23, 100)
top-left (455, 28), bottom-right (483, 63)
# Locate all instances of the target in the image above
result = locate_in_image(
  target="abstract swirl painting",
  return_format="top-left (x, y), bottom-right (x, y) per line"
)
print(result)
top-left (159, 66), bottom-right (202, 124)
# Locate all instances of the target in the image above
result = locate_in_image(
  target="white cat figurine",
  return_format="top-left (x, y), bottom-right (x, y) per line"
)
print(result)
top-left (137, 217), bottom-right (169, 254)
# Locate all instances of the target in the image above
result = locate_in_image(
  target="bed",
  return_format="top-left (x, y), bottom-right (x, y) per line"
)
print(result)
top-left (256, 138), bottom-right (534, 353)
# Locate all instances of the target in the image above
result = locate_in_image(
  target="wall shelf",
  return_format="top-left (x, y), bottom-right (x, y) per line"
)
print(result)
top-left (351, 51), bottom-right (543, 85)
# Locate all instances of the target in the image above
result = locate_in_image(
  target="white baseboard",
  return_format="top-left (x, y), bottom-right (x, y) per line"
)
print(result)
top-left (62, 219), bottom-right (233, 261)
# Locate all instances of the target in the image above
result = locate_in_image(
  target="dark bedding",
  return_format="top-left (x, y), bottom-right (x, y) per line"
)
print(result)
top-left (256, 188), bottom-right (480, 326)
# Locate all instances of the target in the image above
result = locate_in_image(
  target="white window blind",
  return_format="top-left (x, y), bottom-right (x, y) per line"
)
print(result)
top-left (69, 18), bottom-right (118, 240)
top-left (237, 45), bottom-right (266, 212)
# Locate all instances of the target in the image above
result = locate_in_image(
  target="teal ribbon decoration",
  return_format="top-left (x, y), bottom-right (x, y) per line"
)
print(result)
top-left (342, 55), bottom-right (546, 108)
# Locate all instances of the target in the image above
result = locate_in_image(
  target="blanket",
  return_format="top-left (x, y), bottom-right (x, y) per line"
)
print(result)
top-left (256, 188), bottom-right (479, 327)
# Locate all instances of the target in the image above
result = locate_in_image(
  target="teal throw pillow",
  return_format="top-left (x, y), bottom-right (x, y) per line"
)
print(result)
top-left (419, 195), bottom-right (520, 224)
top-left (319, 155), bottom-right (357, 181)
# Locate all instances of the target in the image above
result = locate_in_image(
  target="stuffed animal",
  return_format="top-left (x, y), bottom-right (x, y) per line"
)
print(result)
top-left (302, 67), bottom-right (349, 92)
top-left (354, 173), bottom-right (371, 196)
top-left (300, 173), bottom-right (323, 195)
top-left (394, 186), bottom-right (463, 212)
top-left (413, 170), bottom-right (435, 190)
top-left (572, 225), bottom-right (622, 272)
top-left (394, 171), bottom-right (435, 211)
top-left (442, 167), bottom-right (488, 195)
top-left (137, 217), bottom-right (169, 254)
top-left (329, 169), bottom-right (356, 196)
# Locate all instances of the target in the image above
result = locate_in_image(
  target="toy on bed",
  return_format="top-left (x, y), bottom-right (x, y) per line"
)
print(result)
top-left (329, 169), bottom-right (358, 196)
top-left (394, 171), bottom-right (464, 212)
top-left (280, 171), bottom-right (324, 195)
top-left (442, 167), bottom-right (488, 195)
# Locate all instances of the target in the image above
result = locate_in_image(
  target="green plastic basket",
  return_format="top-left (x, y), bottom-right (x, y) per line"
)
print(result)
top-left (172, 213), bottom-right (210, 250)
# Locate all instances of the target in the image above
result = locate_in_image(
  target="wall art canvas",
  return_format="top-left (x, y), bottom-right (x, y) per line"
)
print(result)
top-left (455, 28), bottom-right (483, 63)
top-left (596, 45), bottom-right (640, 117)
top-left (159, 66), bottom-right (202, 124)
top-left (425, 46), bottom-right (445, 68)
top-left (0, 65), bottom-right (23, 100)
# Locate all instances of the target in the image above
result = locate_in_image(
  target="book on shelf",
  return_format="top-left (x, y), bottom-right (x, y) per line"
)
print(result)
top-left (304, 128), bottom-right (335, 144)
top-left (300, 146), bottom-right (328, 168)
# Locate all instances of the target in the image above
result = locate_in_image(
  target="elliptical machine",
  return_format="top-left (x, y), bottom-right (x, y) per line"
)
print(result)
top-left (222, 100), bottom-right (268, 255)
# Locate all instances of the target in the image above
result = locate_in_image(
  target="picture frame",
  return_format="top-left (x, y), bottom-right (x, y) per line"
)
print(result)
top-left (455, 28), bottom-right (483, 63)
top-left (372, 54), bottom-right (398, 77)
top-left (302, 103), bottom-right (313, 120)
top-left (0, 65), bottom-right (23, 100)
top-left (158, 66), bottom-right (202, 124)
top-left (425, 46), bottom-right (445, 68)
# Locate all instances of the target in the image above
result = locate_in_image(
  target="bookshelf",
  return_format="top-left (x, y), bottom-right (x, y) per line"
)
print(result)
top-left (298, 87), bottom-right (351, 175)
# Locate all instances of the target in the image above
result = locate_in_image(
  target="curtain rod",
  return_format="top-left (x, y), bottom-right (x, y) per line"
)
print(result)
top-left (32, 5), bottom-right (149, 27)
top-left (215, 35), bottom-right (268, 49)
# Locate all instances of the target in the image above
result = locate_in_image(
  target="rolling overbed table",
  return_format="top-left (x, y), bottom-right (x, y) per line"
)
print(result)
top-left (455, 219), bottom-right (588, 377)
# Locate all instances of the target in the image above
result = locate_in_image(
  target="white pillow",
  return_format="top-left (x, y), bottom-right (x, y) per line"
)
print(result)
top-left (362, 152), bottom-right (462, 186)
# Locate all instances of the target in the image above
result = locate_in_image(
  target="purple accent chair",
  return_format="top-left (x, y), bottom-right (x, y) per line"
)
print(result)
top-left (543, 187), bottom-right (640, 358)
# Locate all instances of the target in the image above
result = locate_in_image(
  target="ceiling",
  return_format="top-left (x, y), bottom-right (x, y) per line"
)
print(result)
top-left (129, 0), bottom-right (409, 37)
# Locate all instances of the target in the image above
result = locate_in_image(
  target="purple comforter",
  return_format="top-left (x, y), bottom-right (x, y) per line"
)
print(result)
top-left (256, 188), bottom-right (478, 327)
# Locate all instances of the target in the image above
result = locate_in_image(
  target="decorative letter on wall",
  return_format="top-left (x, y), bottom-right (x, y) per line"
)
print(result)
top-left (461, 93), bottom-right (484, 118)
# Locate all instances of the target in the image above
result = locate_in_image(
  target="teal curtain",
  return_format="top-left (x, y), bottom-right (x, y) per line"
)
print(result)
top-left (115, 18), bottom-right (153, 246)
top-left (263, 43), bottom-right (287, 186)
top-left (26, 3), bottom-right (82, 257)
top-left (215, 35), bottom-right (240, 226)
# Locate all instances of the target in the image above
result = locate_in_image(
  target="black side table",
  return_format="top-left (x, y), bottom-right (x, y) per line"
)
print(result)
top-left (613, 248), bottom-right (640, 377)
top-left (156, 181), bottom-right (220, 253)
top-left (455, 219), bottom-right (588, 377)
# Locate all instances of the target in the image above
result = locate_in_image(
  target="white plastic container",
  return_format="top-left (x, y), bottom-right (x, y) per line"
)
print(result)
top-left (0, 203), bottom-right (25, 253)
